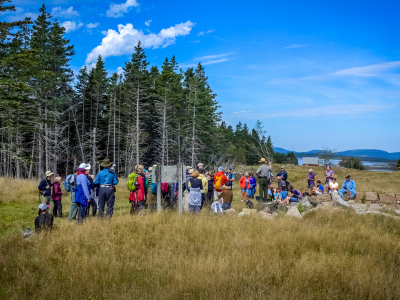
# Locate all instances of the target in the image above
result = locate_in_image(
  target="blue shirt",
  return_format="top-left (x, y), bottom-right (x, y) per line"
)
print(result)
top-left (225, 172), bottom-right (235, 190)
top-left (318, 185), bottom-right (324, 193)
top-left (76, 174), bottom-right (91, 200)
top-left (280, 191), bottom-right (288, 199)
top-left (94, 168), bottom-right (119, 186)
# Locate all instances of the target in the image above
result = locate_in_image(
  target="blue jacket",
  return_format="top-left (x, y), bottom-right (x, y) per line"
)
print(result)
top-left (75, 174), bottom-right (91, 206)
top-left (276, 170), bottom-right (288, 181)
top-left (342, 179), bottom-right (356, 194)
top-left (38, 178), bottom-right (53, 197)
top-left (94, 168), bottom-right (119, 186)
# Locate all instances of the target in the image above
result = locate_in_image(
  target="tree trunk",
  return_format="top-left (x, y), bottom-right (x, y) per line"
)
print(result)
top-left (92, 127), bottom-right (97, 175)
top-left (136, 83), bottom-right (140, 164)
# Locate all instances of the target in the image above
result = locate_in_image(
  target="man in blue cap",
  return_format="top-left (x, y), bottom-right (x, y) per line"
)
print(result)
top-left (225, 167), bottom-right (235, 191)
top-left (94, 159), bottom-right (119, 218)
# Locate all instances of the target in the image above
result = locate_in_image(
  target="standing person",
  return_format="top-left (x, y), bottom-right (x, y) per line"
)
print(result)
top-left (206, 172), bottom-right (214, 206)
top-left (225, 167), bottom-right (235, 190)
top-left (52, 177), bottom-right (63, 218)
top-left (68, 167), bottom-right (78, 221)
top-left (197, 163), bottom-right (205, 172)
top-left (87, 174), bottom-right (98, 216)
top-left (188, 170), bottom-right (203, 213)
top-left (217, 184), bottom-right (233, 210)
top-left (38, 171), bottom-right (54, 214)
top-left (146, 167), bottom-right (159, 213)
top-left (256, 158), bottom-right (273, 202)
top-left (325, 166), bottom-right (334, 191)
top-left (129, 165), bottom-right (146, 215)
top-left (213, 167), bottom-right (228, 201)
top-left (198, 169), bottom-right (208, 208)
top-left (35, 203), bottom-right (53, 233)
top-left (94, 159), bottom-right (119, 219)
top-left (239, 172), bottom-right (251, 202)
top-left (74, 164), bottom-right (91, 224)
top-left (248, 173), bottom-right (257, 200)
top-left (307, 168), bottom-right (316, 189)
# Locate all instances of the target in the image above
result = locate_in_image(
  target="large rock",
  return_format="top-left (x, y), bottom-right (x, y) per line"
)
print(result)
top-left (319, 201), bottom-right (332, 209)
top-left (355, 192), bottom-right (364, 201)
top-left (316, 194), bottom-right (332, 202)
top-left (331, 193), bottom-right (349, 208)
top-left (365, 192), bottom-right (378, 202)
top-left (347, 200), bottom-right (356, 205)
top-left (309, 196), bottom-right (322, 207)
top-left (368, 203), bottom-right (382, 212)
top-left (287, 206), bottom-right (302, 218)
top-left (301, 198), bottom-right (313, 211)
top-left (379, 193), bottom-right (396, 205)
top-left (277, 203), bottom-right (288, 213)
top-left (224, 208), bottom-right (236, 215)
top-left (242, 208), bottom-right (257, 216)
top-left (350, 204), bottom-right (368, 215)
top-left (396, 193), bottom-right (400, 201)
top-left (258, 202), bottom-right (277, 213)
top-left (263, 207), bottom-right (272, 214)
top-left (258, 211), bottom-right (274, 219)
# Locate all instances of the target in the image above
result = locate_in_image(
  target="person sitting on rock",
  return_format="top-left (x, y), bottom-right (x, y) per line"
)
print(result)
top-left (329, 177), bottom-right (339, 193)
top-left (339, 175), bottom-right (356, 198)
top-left (287, 185), bottom-right (301, 203)
top-left (278, 186), bottom-right (289, 204)
top-left (312, 180), bottom-right (324, 195)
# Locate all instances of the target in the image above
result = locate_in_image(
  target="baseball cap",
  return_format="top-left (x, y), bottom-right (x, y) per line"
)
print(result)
top-left (218, 166), bottom-right (225, 171)
top-left (309, 168), bottom-right (313, 172)
top-left (228, 167), bottom-right (232, 170)
top-left (281, 165), bottom-right (284, 169)
top-left (197, 163), bottom-right (204, 166)
top-left (148, 167), bottom-right (152, 171)
top-left (345, 175), bottom-right (351, 178)
top-left (38, 203), bottom-right (49, 210)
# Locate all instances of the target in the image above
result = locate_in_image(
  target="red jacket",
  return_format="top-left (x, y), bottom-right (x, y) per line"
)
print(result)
top-left (239, 176), bottom-right (251, 189)
top-left (52, 182), bottom-right (63, 201)
top-left (129, 175), bottom-right (145, 202)
top-left (213, 171), bottom-right (228, 191)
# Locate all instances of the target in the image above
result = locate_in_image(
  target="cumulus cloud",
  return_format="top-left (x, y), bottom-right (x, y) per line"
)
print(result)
top-left (145, 19), bottom-right (152, 26)
top-left (86, 21), bottom-right (194, 64)
top-left (86, 22), bottom-right (100, 29)
top-left (106, 0), bottom-right (139, 18)
top-left (62, 21), bottom-right (84, 33)
top-left (52, 6), bottom-right (79, 18)
top-left (333, 61), bottom-right (400, 77)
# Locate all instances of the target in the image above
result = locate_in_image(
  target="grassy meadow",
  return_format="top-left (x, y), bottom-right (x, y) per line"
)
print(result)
top-left (1, 165), bottom-right (400, 299)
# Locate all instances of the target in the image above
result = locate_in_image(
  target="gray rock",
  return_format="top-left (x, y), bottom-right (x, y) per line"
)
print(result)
top-left (316, 194), bottom-right (332, 202)
top-left (263, 207), bottom-right (272, 214)
top-left (395, 210), bottom-right (400, 215)
top-left (287, 206), bottom-right (302, 218)
top-left (379, 193), bottom-right (396, 205)
top-left (301, 198), bottom-right (313, 210)
top-left (365, 192), bottom-right (378, 202)
top-left (224, 208), bottom-right (236, 215)
top-left (332, 193), bottom-right (349, 208)
top-left (277, 203), bottom-right (288, 213)
top-left (258, 211), bottom-right (274, 219)
top-left (309, 196), bottom-right (322, 207)
top-left (242, 208), bottom-right (257, 216)
top-left (319, 201), bottom-right (332, 209)
top-left (348, 200), bottom-right (356, 205)
top-left (350, 204), bottom-right (368, 215)
top-left (259, 202), bottom-right (278, 213)
top-left (368, 203), bottom-right (382, 212)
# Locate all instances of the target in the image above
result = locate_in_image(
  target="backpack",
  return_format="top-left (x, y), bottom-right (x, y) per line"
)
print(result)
top-left (162, 183), bottom-right (169, 194)
top-left (127, 173), bottom-right (139, 192)
top-left (293, 189), bottom-right (302, 199)
top-left (64, 174), bottom-right (75, 192)
top-left (151, 183), bottom-right (157, 194)
top-left (215, 175), bottom-right (223, 190)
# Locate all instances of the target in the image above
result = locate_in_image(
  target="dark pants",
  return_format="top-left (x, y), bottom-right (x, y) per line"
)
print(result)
top-left (86, 199), bottom-right (97, 217)
top-left (98, 187), bottom-right (115, 218)
top-left (200, 193), bottom-right (206, 209)
top-left (54, 201), bottom-right (62, 217)
top-left (77, 203), bottom-right (86, 224)
top-left (130, 200), bottom-right (145, 215)
top-left (259, 177), bottom-right (270, 202)
top-left (205, 192), bottom-right (213, 206)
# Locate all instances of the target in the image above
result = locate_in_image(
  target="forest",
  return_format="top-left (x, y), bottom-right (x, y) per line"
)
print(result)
top-left (0, 1), bottom-right (294, 179)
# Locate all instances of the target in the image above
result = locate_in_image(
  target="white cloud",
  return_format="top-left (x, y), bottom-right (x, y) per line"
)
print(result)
top-left (3, 6), bottom-right (38, 21)
top-left (86, 21), bottom-right (195, 64)
top-left (86, 22), bottom-right (100, 29)
top-left (282, 44), bottom-right (309, 49)
top-left (196, 53), bottom-right (234, 60)
top-left (203, 58), bottom-right (229, 65)
top-left (198, 29), bottom-right (215, 36)
top-left (145, 19), bottom-right (152, 26)
top-left (106, 0), bottom-right (139, 18)
top-left (52, 6), bottom-right (79, 18)
top-left (181, 53), bottom-right (234, 68)
top-left (333, 61), bottom-right (400, 77)
top-left (206, 29), bottom-right (215, 34)
top-left (62, 21), bottom-right (84, 33)
top-left (117, 66), bottom-right (124, 76)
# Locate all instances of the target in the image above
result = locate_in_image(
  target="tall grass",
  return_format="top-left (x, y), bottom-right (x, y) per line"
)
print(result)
top-left (1, 210), bottom-right (400, 299)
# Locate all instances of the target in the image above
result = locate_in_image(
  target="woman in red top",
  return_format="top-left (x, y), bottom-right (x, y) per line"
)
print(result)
top-left (239, 172), bottom-right (251, 202)
top-left (52, 176), bottom-right (63, 217)
top-left (130, 165), bottom-right (146, 215)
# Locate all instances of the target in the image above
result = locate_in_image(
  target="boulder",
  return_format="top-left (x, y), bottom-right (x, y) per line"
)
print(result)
top-left (258, 211), bottom-right (274, 220)
top-left (224, 208), bottom-right (236, 215)
top-left (331, 193), bottom-right (349, 208)
top-left (242, 208), bottom-right (257, 216)
top-left (316, 194), bottom-right (332, 202)
top-left (258, 202), bottom-right (277, 213)
top-left (365, 192), bottom-right (378, 202)
top-left (368, 203), bottom-right (382, 212)
top-left (301, 199), bottom-right (313, 211)
top-left (355, 192), bottom-right (364, 201)
top-left (319, 201), bottom-right (332, 208)
top-left (287, 206), bottom-right (302, 218)
top-left (379, 193), bottom-right (396, 205)
top-left (277, 203), bottom-right (288, 213)
top-left (395, 210), bottom-right (400, 215)
top-left (238, 212), bottom-right (245, 217)
top-left (263, 207), bottom-right (272, 214)
top-left (347, 200), bottom-right (356, 205)
top-left (396, 193), bottom-right (400, 201)
top-left (350, 204), bottom-right (368, 215)
top-left (309, 196), bottom-right (322, 207)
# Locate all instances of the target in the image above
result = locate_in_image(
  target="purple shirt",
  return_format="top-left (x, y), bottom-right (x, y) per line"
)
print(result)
top-left (308, 173), bottom-right (316, 185)
top-left (326, 170), bottom-right (333, 183)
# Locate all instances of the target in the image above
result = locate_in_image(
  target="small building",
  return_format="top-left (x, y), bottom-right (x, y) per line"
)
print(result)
top-left (303, 157), bottom-right (320, 166)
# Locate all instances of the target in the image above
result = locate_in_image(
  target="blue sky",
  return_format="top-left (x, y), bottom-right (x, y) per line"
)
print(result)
top-left (5, 0), bottom-right (400, 152)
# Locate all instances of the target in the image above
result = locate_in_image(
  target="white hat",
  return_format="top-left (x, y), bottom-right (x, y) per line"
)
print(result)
top-left (309, 168), bottom-right (313, 172)
top-left (148, 167), bottom-right (152, 171)
top-left (189, 169), bottom-right (194, 174)
top-left (45, 171), bottom-right (54, 177)
top-left (186, 166), bottom-right (192, 170)
top-left (197, 163), bottom-right (204, 166)
top-left (79, 163), bottom-right (91, 170)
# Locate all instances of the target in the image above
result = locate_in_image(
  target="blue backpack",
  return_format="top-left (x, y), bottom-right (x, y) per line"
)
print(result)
top-left (64, 174), bottom-right (75, 192)
top-left (151, 182), bottom-right (157, 194)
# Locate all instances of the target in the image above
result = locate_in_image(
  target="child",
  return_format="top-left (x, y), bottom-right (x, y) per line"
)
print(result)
top-left (279, 186), bottom-right (289, 204)
top-left (217, 184), bottom-right (233, 210)
top-left (239, 172), bottom-right (251, 202)
top-left (248, 173), bottom-right (257, 199)
top-left (268, 185), bottom-right (275, 201)
top-left (35, 203), bottom-right (53, 233)
top-left (52, 177), bottom-right (63, 218)
top-left (316, 180), bottom-right (324, 195)
top-left (274, 188), bottom-right (281, 201)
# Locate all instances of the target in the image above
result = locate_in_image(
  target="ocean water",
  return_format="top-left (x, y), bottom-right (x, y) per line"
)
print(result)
top-left (297, 158), bottom-right (394, 172)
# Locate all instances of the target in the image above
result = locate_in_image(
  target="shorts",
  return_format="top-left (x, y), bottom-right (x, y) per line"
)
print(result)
top-left (241, 188), bottom-right (248, 193)
top-left (307, 183), bottom-right (315, 189)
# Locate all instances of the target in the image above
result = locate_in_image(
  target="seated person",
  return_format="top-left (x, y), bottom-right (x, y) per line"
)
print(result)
top-left (217, 184), bottom-right (233, 210)
top-left (278, 186), bottom-right (289, 204)
top-left (268, 185), bottom-right (275, 201)
top-left (211, 200), bottom-right (224, 214)
top-left (35, 203), bottom-right (54, 233)
top-left (312, 180), bottom-right (324, 195)
top-left (329, 177), bottom-right (339, 193)
top-left (339, 175), bottom-right (356, 198)
top-left (287, 185), bottom-right (300, 203)
top-left (274, 188), bottom-right (281, 201)
top-left (303, 189), bottom-right (311, 198)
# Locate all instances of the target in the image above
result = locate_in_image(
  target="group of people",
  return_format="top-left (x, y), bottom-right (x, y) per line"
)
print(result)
top-left (35, 157), bottom-right (358, 231)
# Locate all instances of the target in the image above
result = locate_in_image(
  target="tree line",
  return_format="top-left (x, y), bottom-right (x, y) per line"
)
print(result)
top-left (1, 1), bottom-right (281, 179)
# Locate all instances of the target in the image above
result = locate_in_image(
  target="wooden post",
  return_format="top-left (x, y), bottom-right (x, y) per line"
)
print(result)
top-left (178, 163), bottom-right (183, 214)
top-left (156, 165), bottom-right (162, 212)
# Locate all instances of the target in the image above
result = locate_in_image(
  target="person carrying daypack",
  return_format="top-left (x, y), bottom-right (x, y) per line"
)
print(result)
top-left (66, 167), bottom-right (79, 221)
top-left (213, 167), bottom-right (228, 201)
top-left (38, 171), bottom-right (55, 215)
top-left (129, 165), bottom-right (146, 215)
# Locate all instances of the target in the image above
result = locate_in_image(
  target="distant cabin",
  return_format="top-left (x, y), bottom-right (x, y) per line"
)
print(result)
top-left (303, 157), bottom-right (320, 166)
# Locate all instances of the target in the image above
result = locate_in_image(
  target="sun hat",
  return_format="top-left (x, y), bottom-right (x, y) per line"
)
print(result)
top-left (45, 171), bottom-right (54, 177)
top-left (79, 163), bottom-right (91, 170)
top-left (189, 169), bottom-right (194, 174)
top-left (38, 203), bottom-right (48, 210)
top-left (218, 166), bottom-right (225, 171)
top-left (148, 167), bottom-right (152, 172)
top-left (346, 175), bottom-right (351, 178)
top-left (259, 158), bottom-right (266, 163)
top-left (100, 159), bottom-right (112, 167)
top-left (309, 168), bottom-right (313, 172)
top-left (197, 163), bottom-right (204, 166)
top-left (186, 166), bottom-right (191, 170)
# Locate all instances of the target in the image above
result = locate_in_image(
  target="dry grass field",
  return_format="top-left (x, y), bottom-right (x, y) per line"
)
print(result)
top-left (1, 165), bottom-right (400, 299)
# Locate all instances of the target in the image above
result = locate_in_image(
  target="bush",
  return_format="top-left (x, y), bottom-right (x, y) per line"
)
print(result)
top-left (339, 157), bottom-right (366, 170)
top-left (397, 158), bottom-right (400, 169)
